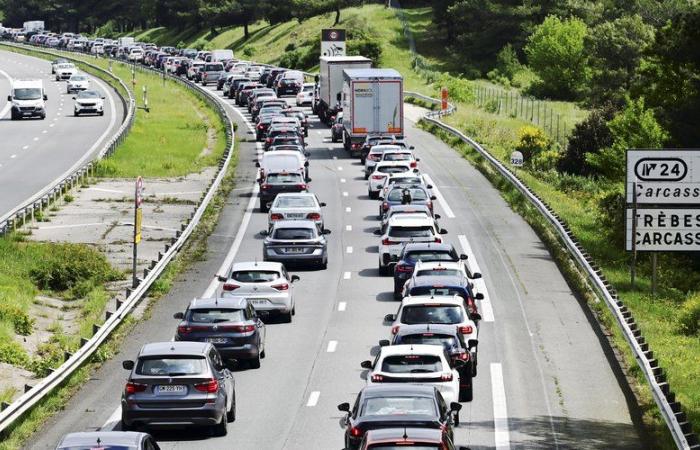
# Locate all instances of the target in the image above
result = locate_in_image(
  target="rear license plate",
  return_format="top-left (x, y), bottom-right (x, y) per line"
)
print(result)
top-left (206, 337), bottom-right (227, 344)
top-left (286, 213), bottom-right (304, 219)
top-left (248, 298), bottom-right (270, 305)
top-left (284, 247), bottom-right (305, 253)
top-left (156, 385), bottom-right (186, 394)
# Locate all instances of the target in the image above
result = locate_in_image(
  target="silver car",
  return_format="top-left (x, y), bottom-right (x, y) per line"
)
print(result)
top-left (261, 220), bottom-right (330, 269)
top-left (55, 431), bottom-right (159, 450)
top-left (218, 261), bottom-right (300, 322)
top-left (120, 341), bottom-right (235, 436)
top-left (269, 193), bottom-right (326, 230)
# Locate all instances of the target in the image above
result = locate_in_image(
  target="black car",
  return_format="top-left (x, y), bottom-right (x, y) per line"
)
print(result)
top-left (256, 114), bottom-right (277, 141)
top-left (266, 69), bottom-right (286, 88)
top-left (265, 127), bottom-right (305, 150)
top-left (382, 324), bottom-right (477, 401)
top-left (236, 82), bottom-right (262, 106)
top-left (281, 108), bottom-right (309, 137)
top-left (269, 135), bottom-right (305, 151)
top-left (393, 243), bottom-right (465, 299)
top-left (337, 385), bottom-right (461, 450)
top-left (259, 172), bottom-right (307, 212)
top-left (173, 296), bottom-right (266, 368)
top-left (227, 76), bottom-right (251, 99)
top-left (404, 274), bottom-right (482, 321)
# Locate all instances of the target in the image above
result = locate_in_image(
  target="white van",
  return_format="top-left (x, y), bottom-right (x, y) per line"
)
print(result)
top-left (257, 151), bottom-right (308, 182)
top-left (8, 79), bottom-right (47, 120)
top-left (208, 49), bottom-right (234, 62)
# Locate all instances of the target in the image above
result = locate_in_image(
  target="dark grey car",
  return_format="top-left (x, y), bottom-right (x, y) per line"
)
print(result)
top-left (120, 341), bottom-right (235, 436)
top-left (261, 220), bottom-right (330, 269)
top-left (173, 297), bottom-right (266, 368)
top-left (56, 431), bottom-right (159, 450)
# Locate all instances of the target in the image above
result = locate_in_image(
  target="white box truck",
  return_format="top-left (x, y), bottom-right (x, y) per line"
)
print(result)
top-left (209, 49), bottom-right (234, 62)
top-left (23, 21), bottom-right (45, 32)
top-left (316, 56), bottom-right (371, 124)
top-left (341, 68), bottom-right (403, 155)
top-left (118, 37), bottom-right (135, 47)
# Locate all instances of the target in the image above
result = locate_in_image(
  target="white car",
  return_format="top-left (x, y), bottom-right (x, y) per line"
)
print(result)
top-left (295, 83), bottom-right (314, 106)
top-left (364, 145), bottom-right (402, 179)
top-left (73, 90), bottom-right (105, 116)
top-left (380, 150), bottom-right (419, 169)
top-left (91, 44), bottom-right (104, 54)
top-left (55, 63), bottom-right (77, 81)
top-left (219, 261), bottom-right (300, 322)
top-left (187, 61), bottom-right (205, 80)
top-left (368, 162), bottom-right (415, 199)
top-left (269, 193), bottom-right (326, 230)
top-left (378, 173), bottom-right (431, 200)
top-left (246, 67), bottom-right (263, 80)
top-left (375, 214), bottom-right (447, 275)
top-left (362, 344), bottom-right (462, 406)
top-left (270, 116), bottom-right (301, 130)
top-left (127, 48), bottom-right (143, 62)
top-left (66, 73), bottom-right (89, 93)
top-left (384, 294), bottom-right (479, 351)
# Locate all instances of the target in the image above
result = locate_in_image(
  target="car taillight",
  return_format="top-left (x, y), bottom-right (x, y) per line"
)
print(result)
top-left (352, 144), bottom-right (361, 149)
top-left (257, 124), bottom-right (264, 129)
top-left (307, 213), bottom-right (321, 220)
top-left (272, 282), bottom-right (289, 291)
top-left (371, 175), bottom-right (384, 180)
top-left (223, 283), bottom-right (240, 291)
top-left (459, 325), bottom-right (474, 335)
top-left (270, 213), bottom-right (284, 221)
top-left (410, 161), bottom-right (417, 168)
top-left (434, 237), bottom-right (442, 243)
top-left (219, 324), bottom-right (255, 332)
top-left (194, 379), bottom-right (219, 393)
top-left (125, 382), bottom-right (147, 395)
top-left (455, 352), bottom-right (470, 361)
top-left (177, 325), bottom-right (190, 334)
top-left (261, 184), bottom-right (271, 190)
top-left (382, 202), bottom-right (389, 211)
top-left (382, 238), bottom-right (398, 246)
top-left (368, 154), bottom-right (380, 161)
top-left (395, 265), bottom-right (412, 273)
top-left (266, 137), bottom-right (272, 142)
top-left (371, 374), bottom-right (384, 382)
top-left (391, 325), bottom-right (400, 335)
top-left (350, 426), bottom-right (364, 437)
top-left (297, 183), bottom-right (307, 190)
top-left (441, 373), bottom-right (453, 381)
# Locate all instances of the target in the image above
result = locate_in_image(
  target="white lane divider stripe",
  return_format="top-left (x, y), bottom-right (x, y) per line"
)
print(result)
top-left (338, 302), bottom-right (347, 311)
top-left (491, 363), bottom-right (511, 450)
top-left (346, 246), bottom-right (353, 254)
top-left (343, 271), bottom-right (351, 280)
top-left (458, 234), bottom-right (494, 322)
top-left (345, 207), bottom-right (351, 213)
top-left (326, 341), bottom-right (338, 352)
top-left (306, 391), bottom-right (320, 407)
top-left (423, 174), bottom-right (455, 218)
top-left (346, 225), bottom-right (352, 231)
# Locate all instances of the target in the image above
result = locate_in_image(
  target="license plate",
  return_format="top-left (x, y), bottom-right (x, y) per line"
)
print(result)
top-left (156, 385), bottom-right (186, 394)
top-left (248, 299), bottom-right (270, 305)
top-left (286, 213), bottom-right (304, 219)
top-left (206, 337), bottom-right (227, 344)
top-left (284, 247), bottom-right (305, 253)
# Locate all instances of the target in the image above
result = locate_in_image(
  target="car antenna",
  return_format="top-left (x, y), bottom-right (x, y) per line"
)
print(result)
top-left (403, 427), bottom-right (408, 440)
top-left (96, 437), bottom-right (101, 446)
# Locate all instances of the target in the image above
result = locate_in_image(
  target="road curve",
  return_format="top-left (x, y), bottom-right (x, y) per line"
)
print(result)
top-left (25, 77), bottom-right (644, 450)
top-left (0, 50), bottom-right (124, 219)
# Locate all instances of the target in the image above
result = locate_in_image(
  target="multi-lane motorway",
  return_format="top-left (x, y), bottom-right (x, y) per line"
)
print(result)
top-left (0, 50), bottom-right (123, 219)
top-left (25, 74), bottom-right (644, 449)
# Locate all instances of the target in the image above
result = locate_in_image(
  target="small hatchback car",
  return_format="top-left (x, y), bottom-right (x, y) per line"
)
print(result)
top-left (121, 341), bottom-right (235, 435)
top-left (261, 220), bottom-right (330, 269)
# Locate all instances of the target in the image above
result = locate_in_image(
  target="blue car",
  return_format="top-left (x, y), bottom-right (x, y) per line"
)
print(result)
top-left (393, 243), bottom-right (466, 300)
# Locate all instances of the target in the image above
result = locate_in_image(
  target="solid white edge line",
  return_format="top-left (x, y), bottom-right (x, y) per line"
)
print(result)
top-left (0, 68), bottom-right (13, 118)
top-left (306, 391), bottom-right (320, 407)
top-left (458, 234), bottom-right (495, 322)
top-left (423, 174), bottom-right (455, 218)
top-left (491, 363), bottom-right (511, 450)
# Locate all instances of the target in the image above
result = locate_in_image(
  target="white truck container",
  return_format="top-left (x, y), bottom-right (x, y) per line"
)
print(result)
top-left (316, 56), bottom-right (371, 124)
top-left (341, 68), bottom-right (404, 155)
top-left (209, 49), bottom-right (234, 62)
top-left (23, 21), bottom-right (45, 32)
top-left (117, 37), bottom-right (135, 47)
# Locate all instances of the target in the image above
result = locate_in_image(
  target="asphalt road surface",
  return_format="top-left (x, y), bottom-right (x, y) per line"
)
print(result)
top-left (26, 77), bottom-right (644, 450)
top-left (0, 50), bottom-right (124, 220)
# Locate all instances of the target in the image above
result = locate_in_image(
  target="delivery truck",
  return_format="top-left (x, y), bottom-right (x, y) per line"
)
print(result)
top-left (341, 68), bottom-right (404, 156)
top-left (316, 56), bottom-right (371, 125)
top-left (23, 21), bottom-right (45, 32)
top-left (117, 37), bottom-right (135, 47)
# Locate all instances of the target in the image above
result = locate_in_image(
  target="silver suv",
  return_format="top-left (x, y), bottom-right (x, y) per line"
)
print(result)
top-left (120, 341), bottom-right (236, 436)
top-left (199, 62), bottom-right (224, 86)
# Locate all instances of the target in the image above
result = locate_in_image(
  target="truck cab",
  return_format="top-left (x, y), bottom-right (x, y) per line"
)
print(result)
top-left (8, 79), bottom-right (47, 120)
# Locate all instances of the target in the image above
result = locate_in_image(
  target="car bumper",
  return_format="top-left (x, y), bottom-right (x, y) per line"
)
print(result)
top-left (216, 343), bottom-right (260, 360)
top-left (11, 106), bottom-right (45, 117)
top-left (121, 399), bottom-right (225, 427)
top-left (264, 247), bottom-right (326, 265)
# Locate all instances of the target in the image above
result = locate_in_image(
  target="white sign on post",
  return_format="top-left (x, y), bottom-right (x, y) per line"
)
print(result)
top-left (626, 149), bottom-right (700, 204)
top-left (321, 29), bottom-right (346, 57)
top-left (510, 151), bottom-right (524, 167)
top-left (626, 208), bottom-right (700, 251)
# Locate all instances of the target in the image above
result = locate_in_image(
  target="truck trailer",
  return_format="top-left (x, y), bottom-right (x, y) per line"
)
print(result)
top-left (316, 56), bottom-right (371, 125)
top-left (341, 68), bottom-right (404, 156)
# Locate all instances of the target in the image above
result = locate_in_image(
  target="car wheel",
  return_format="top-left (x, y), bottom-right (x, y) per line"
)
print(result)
top-left (280, 311), bottom-right (292, 323)
top-left (260, 201), bottom-right (268, 213)
top-left (320, 259), bottom-right (328, 270)
top-left (74, 111), bottom-right (79, 117)
top-left (120, 411), bottom-right (132, 431)
top-left (260, 347), bottom-right (266, 359)
top-left (226, 393), bottom-right (236, 422)
top-left (369, 191), bottom-right (378, 200)
top-left (213, 410), bottom-right (228, 436)
top-left (292, 304), bottom-right (296, 316)
top-left (393, 290), bottom-right (403, 301)
top-left (364, 172), bottom-right (369, 180)
top-left (249, 353), bottom-right (261, 369)
top-left (99, 111), bottom-right (104, 116)
top-left (378, 264), bottom-right (389, 276)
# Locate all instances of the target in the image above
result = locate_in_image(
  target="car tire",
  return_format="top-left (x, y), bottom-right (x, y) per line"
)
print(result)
top-left (459, 373), bottom-right (474, 402)
top-left (393, 290), bottom-right (403, 301)
top-left (260, 201), bottom-right (268, 213)
top-left (260, 347), bottom-right (266, 359)
top-left (292, 304), bottom-right (296, 316)
top-left (280, 311), bottom-right (292, 323)
top-left (249, 353), bottom-right (261, 369)
top-left (99, 111), bottom-right (104, 116)
top-left (120, 411), bottom-right (132, 431)
top-left (226, 394), bottom-right (236, 422)
top-left (378, 264), bottom-right (389, 276)
top-left (369, 191), bottom-right (378, 200)
top-left (320, 259), bottom-right (328, 270)
top-left (74, 111), bottom-right (79, 117)
top-left (213, 410), bottom-right (228, 436)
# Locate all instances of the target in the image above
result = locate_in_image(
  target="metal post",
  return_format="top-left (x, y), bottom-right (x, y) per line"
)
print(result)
top-left (631, 181), bottom-right (637, 288)
top-left (556, 114), bottom-right (560, 142)
top-left (651, 253), bottom-right (657, 295)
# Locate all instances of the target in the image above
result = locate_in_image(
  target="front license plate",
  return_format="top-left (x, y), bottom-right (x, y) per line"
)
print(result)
top-left (156, 385), bottom-right (186, 394)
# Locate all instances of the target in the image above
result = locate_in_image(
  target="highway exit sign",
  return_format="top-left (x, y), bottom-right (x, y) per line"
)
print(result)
top-left (626, 149), bottom-right (700, 204)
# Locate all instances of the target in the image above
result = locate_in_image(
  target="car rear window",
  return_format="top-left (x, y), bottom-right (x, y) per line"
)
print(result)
top-left (387, 189), bottom-right (428, 202)
top-left (416, 269), bottom-right (461, 277)
top-left (205, 64), bottom-right (223, 71)
top-left (231, 270), bottom-right (280, 282)
top-left (405, 251), bottom-right (455, 262)
top-left (136, 357), bottom-right (206, 376)
top-left (362, 396), bottom-right (436, 417)
top-left (187, 308), bottom-right (246, 323)
top-left (383, 153), bottom-right (412, 161)
top-left (273, 137), bottom-right (302, 145)
top-left (378, 166), bottom-right (410, 174)
top-left (273, 228), bottom-right (315, 240)
top-left (389, 177), bottom-right (422, 186)
top-left (388, 226), bottom-right (434, 238)
top-left (266, 173), bottom-right (303, 183)
top-left (381, 354), bottom-right (442, 373)
top-left (409, 287), bottom-right (465, 297)
top-left (401, 305), bottom-right (464, 325)
top-left (276, 196), bottom-right (316, 208)
top-left (397, 333), bottom-right (459, 349)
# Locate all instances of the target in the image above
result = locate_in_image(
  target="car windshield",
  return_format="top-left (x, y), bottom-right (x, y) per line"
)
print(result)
top-left (381, 354), bottom-right (443, 373)
top-left (77, 91), bottom-right (100, 99)
top-left (266, 173), bottom-right (303, 184)
top-left (231, 270), bottom-right (280, 283)
top-left (387, 189), bottom-right (428, 202)
top-left (276, 196), bottom-right (316, 208)
top-left (361, 396), bottom-right (436, 417)
top-left (205, 64), bottom-right (223, 71)
top-left (383, 153), bottom-right (412, 161)
top-left (416, 269), bottom-right (461, 277)
top-left (410, 287), bottom-right (465, 297)
top-left (388, 226), bottom-right (434, 238)
top-left (379, 166), bottom-right (410, 174)
top-left (405, 251), bottom-right (455, 262)
top-left (401, 305), bottom-right (464, 325)
top-left (273, 228), bottom-right (315, 240)
top-left (398, 333), bottom-right (459, 349)
top-left (136, 357), bottom-right (205, 376)
top-left (13, 88), bottom-right (41, 100)
top-left (187, 308), bottom-right (246, 323)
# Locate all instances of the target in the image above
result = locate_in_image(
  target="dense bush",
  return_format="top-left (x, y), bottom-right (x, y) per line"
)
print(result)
top-left (347, 37), bottom-right (382, 66)
top-left (29, 243), bottom-right (120, 292)
top-left (0, 303), bottom-right (34, 335)
top-left (487, 44), bottom-right (521, 86)
top-left (596, 185), bottom-right (626, 245)
top-left (0, 340), bottom-right (31, 368)
top-left (679, 293), bottom-right (700, 336)
top-left (514, 126), bottom-right (551, 163)
top-left (558, 107), bottom-right (615, 177)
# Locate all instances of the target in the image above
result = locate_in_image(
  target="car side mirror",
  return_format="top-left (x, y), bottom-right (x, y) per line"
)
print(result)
top-left (7, 95), bottom-right (11, 101)
top-left (319, 202), bottom-right (327, 207)
top-left (434, 214), bottom-right (441, 219)
top-left (410, 146), bottom-right (415, 150)
top-left (475, 292), bottom-right (484, 300)
top-left (337, 402), bottom-right (350, 412)
top-left (173, 312), bottom-right (184, 319)
top-left (471, 312), bottom-right (482, 321)
top-left (304, 151), bottom-right (310, 157)
top-left (431, 195), bottom-right (437, 200)
top-left (291, 275), bottom-right (300, 282)
top-left (43, 94), bottom-right (48, 100)
top-left (255, 162), bottom-right (260, 167)
top-left (72, 96), bottom-right (76, 100)
top-left (450, 402), bottom-right (462, 412)
top-left (304, 161), bottom-right (309, 167)
top-left (260, 229), bottom-right (269, 236)
top-left (439, 228), bottom-right (448, 235)
top-left (122, 360), bottom-right (134, 371)
top-left (460, 254), bottom-right (468, 260)
top-left (384, 313), bottom-right (396, 322)
top-left (322, 229), bottom-right (331, 235)
top-left (378, 339), bottom-right (390, 347)
top-left (102, 96), bottom-right (106, 100)
top-left (373, 229), bottom-right (382, 236)
top-left (217, 274), bottom-right (228, 282)
top-left (360, 360), bottom-right (372, 370)
top-left (472, 272), bottom-right (482, 279)
top-left (427, 184), bottom-right (433, 189)
top-left (415, 158), bottom-right (420, 162)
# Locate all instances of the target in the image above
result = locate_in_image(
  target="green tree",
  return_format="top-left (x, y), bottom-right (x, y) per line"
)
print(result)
top-left (525, 15), bottom-right (590, 99)
top-left (558, 106), bottom-right (614, 176)
top-left (586, 96), bottom-right (668, 180)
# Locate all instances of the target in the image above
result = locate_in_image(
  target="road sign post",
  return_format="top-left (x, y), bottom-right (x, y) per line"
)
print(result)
top-left (441, 87), bottom-right (448, 113)
top-left (321, 29), bottom-right (346, 57)
top-left (132, 177), bottom-right (144, 288)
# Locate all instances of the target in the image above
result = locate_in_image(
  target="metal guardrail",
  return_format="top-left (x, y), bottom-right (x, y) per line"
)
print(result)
top-left (404, 91), bottom-right (698, 450)
top-left (0, 46), bottom-right (236, 435)
top-left (0, 42), bottom-right (136, 236)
